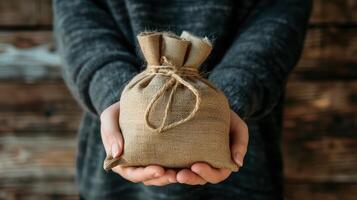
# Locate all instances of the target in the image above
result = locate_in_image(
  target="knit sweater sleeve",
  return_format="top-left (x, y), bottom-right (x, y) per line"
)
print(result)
top-left (208, 0), bottom-right (312, 119)
top-left (53, 0), bottom-right (139, 116)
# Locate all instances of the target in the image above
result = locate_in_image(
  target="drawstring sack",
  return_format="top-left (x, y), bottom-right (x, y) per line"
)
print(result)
top-left (103, 31), bottom-right (238, 172)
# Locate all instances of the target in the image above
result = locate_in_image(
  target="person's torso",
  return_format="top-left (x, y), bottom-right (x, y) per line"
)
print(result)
top-left (76, 1), bottom-right (283, 199)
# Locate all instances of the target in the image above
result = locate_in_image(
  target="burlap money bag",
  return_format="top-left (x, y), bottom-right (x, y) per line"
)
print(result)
top-left (104, 31), bottom-right (238, 172)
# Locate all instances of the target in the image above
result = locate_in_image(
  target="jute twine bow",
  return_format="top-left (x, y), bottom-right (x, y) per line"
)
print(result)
top-left (144, 57), bottom-right (201, 133)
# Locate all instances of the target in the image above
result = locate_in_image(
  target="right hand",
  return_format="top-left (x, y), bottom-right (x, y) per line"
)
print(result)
top-left (100, 101), bottom-right (177, 186)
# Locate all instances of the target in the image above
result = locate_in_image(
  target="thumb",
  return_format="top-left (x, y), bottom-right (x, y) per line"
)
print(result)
top-left (100, 102), bottom-right (124, 159)
top-left (230, 110), bottom-right (249, 168)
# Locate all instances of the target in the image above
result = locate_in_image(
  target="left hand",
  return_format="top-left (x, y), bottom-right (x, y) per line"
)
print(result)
top-left (177, 110), bottom-right (248, 185)
top-left (143, 110), bottom-right (249, 186)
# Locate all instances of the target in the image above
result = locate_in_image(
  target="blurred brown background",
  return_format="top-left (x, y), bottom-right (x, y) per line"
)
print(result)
top-left (0, 0), bottom-right (356, 199)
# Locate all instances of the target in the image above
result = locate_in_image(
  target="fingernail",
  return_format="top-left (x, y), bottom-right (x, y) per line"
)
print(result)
top-left (191, 166), bottom-right (200, 174)
top-left (234, 152), bottom-right (243, 167)
top-left (153, 173), bottom-right (160, 178)
top-left (111, 143), bottom-right (119, 158)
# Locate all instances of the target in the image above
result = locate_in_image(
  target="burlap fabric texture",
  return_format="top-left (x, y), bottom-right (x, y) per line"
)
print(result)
top-left (104, 31), bottom-right (238, 172)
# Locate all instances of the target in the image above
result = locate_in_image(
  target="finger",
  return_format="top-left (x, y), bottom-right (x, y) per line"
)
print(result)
top-left (112, 165), bottom-right (165, 183)
top-left (100, 102), bottom-right (124, 158)
top-left (191, 163), bottom-right (231, 184)
top-left (177, 169), bottom-right (207, 185)
top-left (230, 110), bottom-right (249, 167)
top-left (143, 169), bottom-right (177, 186)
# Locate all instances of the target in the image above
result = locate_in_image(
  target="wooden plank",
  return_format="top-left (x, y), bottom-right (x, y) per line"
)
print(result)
top-left (284, 136), bottom-right (357, 182)
top-left (0, 135), bottom-right (75, 179)
top-left (0, 134), bottom-right (78, 200)
top-left (0, 31), bottom-right (60, 82)
top-left (0, 0), bottom-right (38, 26)
top-left (0, 31), bottom-right (53, 48)
top-left (284, 183), bottom-right (357, 200)
top-left (284, 81), bottom-right (357, 126)
top-left (0, 111), bottom-right (80, 134)
top-left (38, 0), bottom-right (53, 26)
top-left (295, 27), bottom-right (357, 80)
top-left (0, 82), bottom-right (81, 133)
top-left (310, 0), bottom-right (357, 24)
top-left (283, 81), bottom-right (357, 182)
top-left (0, 191), bottom-right (78, 200)
top-left (301, 27), bottom-right (357, 65)
top-left (0, 0), bottom-right (52, 26)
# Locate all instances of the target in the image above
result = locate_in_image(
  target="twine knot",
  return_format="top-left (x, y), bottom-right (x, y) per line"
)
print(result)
top-left (144, 57), bottom-right (201, 133)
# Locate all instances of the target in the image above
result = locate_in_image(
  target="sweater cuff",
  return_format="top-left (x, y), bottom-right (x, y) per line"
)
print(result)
top-left (89, 62), bottom-right (139, 115)
top-left (208, 67), bottom-right (262, 119)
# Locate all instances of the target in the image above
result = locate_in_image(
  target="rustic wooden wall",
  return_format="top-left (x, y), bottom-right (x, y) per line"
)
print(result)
top-left (0, 0), bottom-right (356, 199)
top-left (283, 0), bottom-right (357, 199)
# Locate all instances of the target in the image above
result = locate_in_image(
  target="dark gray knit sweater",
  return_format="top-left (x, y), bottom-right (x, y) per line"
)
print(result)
top-left (53, 0), bottom-right (312, 199)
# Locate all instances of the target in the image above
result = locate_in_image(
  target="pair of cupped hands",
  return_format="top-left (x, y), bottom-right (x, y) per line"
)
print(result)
top-left (101, 101), bottom-right (249, 186)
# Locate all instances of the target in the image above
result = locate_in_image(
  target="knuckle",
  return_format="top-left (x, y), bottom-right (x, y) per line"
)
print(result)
top-left (113, 167), bottom-right (125, 176)
top-left (200, 181), bottom-right (208, 185)
top-left (184, 178), bottom-right (191, 184)
top-left (157, 181), bottom-right (169, 186)
top-left (112, 170), bottom-right (125, 178)
top-left (131, 179), bottom-right (140, 183)
top-left (143, 182), bottom-right (151, 186)
top-left (101, 126), bottom-right (121, 138)
top-left (177, 177), bottom-right (188, 184)
top-left (243, 125), bottom-right (248, 133)
top-left (127, 176), bottom-right (140, 183)
top-left (126, 173), bottom-right (142, 183)
top-left (100, 108), bottom-right (116, 121)
top-left (145, 181), bottom-right (165, 186)
top-left (111, 167), bottom-right (120, 174)
top-left (150, 182), bottom-right (161, 186)
top-left (237, 118), bottom-right (248, 129)
top-left (210, 179), bottom-right (221, 184)
top-left (241, 120), bottom-right (248, 128)
top-left (100, 110), bottom-right (109, 121)
top-left (102, 126), bottom-right (114, 136)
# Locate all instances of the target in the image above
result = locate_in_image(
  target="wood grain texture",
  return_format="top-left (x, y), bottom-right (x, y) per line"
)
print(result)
top-left (0, 31), bottom-right (53, 48)
top-left (0, 31), bottom-right (60, 82)
top-left (38, 0), bottom-right (53, 26)
top-left (0, 134), bottom-right (78, 200)
top-left (0, 190), bottom-right (78, 200)
top-left (0, 82), bottom-right (80, 199)
top-left (310, 0), bottom-right (357, 24)
top-left (295, 27), bottom-right (357, 80)
top-left (0, 0), bottom-right (38, 26)
top-left (283, 81), bottom-right (357, 182)
top-left (284, 183), bottom-right (357, 200)
top-left (0, 0), bottom-right (52, 27)
top-left (0, 135), bottom-right (76, 179)
top-left (0, 83), bottom-right (81, 133)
